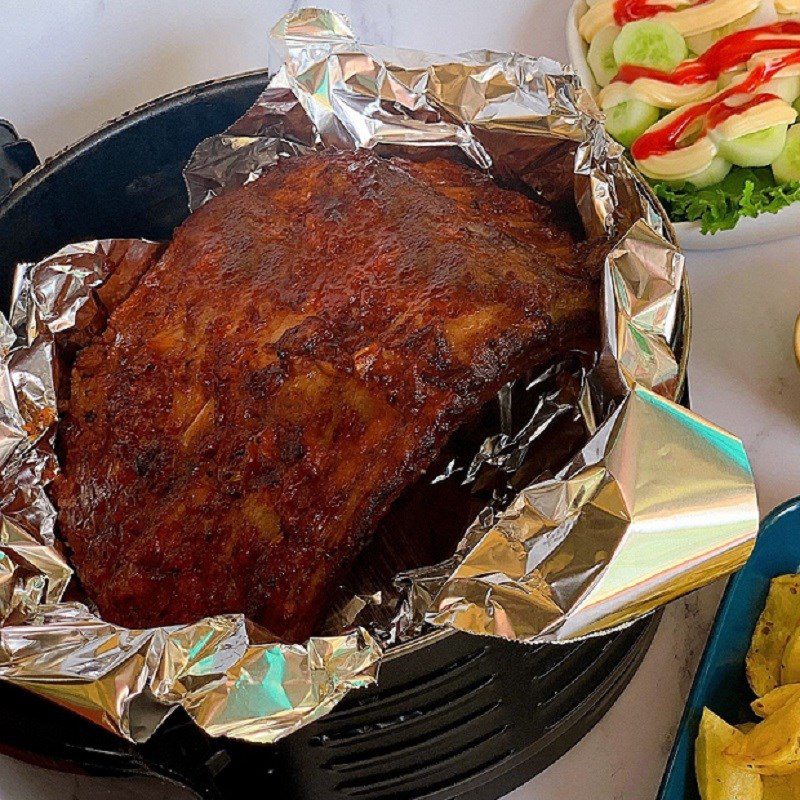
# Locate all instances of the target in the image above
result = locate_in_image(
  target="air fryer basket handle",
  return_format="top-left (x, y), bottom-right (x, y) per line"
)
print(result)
top-left (0, 120), bottom-right (39, 203)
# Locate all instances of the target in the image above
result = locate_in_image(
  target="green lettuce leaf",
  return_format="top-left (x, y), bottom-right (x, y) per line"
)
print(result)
top-left (650, 168), bottom-right (800, 234)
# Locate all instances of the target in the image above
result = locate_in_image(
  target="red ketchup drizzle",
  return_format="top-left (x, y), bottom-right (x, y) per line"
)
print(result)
top-left (616, 21), bottom-right (800, 86)
top-left (615, 22), bottom-right (800, 160)
top-left (613, 0), bottom-right (711, 25)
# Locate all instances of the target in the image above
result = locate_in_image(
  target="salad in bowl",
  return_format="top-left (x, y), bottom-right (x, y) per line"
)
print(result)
top-left (567, 0), bottom-right (800, 247)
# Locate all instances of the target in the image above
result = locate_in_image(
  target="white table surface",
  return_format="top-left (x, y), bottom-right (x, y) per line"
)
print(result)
top-left (1, 2), bottom-right (799, 798)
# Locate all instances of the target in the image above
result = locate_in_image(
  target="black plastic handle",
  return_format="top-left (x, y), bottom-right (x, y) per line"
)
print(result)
top-left (0, 120), bottom-right (39, 203)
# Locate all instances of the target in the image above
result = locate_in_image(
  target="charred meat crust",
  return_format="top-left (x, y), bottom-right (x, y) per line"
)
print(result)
top-left (51, 151), bottom-right (605, 641)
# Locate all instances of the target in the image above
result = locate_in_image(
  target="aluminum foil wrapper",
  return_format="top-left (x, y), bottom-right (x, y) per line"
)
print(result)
top-left (417, 221), bottom-right (756, 643)
top-left (0, 241), bottom-right (381, 744)
top-left (0, 7), bottom-right (758, 744)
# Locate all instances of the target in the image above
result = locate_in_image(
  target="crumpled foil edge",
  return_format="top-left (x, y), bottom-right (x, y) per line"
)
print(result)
top-left (0, 240), bottom-right (381, 744)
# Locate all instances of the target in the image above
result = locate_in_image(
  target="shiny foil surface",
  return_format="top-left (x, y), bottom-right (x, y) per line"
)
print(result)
top-left (0, 7), bottom-right (758, 744)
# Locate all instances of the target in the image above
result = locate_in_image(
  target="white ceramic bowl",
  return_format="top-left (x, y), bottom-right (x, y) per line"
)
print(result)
top-left (566, 0), bottom-right (800, 250)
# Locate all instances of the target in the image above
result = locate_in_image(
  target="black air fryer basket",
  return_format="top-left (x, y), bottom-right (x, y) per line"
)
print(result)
top-left (0, 71), bottom-right (686, 800)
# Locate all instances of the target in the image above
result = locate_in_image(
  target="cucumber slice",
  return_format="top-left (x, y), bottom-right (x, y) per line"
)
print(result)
top-left (659, 156), bottom-right (731, 188)
top-left (767, 76), bottom-right (800, 104)
top-left (772, 124), bottom-right (800, 183)
top-left (588, 25), bottom-right (621, 87)
top-left (718, 69), bottom-right (744, 89)
top-left (685, 31), bottom-right (715, 55)
top-left (604, 100), bottom-right (660, 147)
top-left (685, 12), bottom-right (756, 55)
top-left (686, 156), bottom-right (732, 188)
top-left (722, 73), bottom-right (800, 102)
top-left (717, 124), bottom-right (789, 167)
top-left (613, 20), bottom-right (688, 73)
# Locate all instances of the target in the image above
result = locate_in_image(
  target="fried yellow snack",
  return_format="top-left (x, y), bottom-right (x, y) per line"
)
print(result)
top-left (764, 773), bottom-right (800, 800)
top-left (747, 575), bottom-right (800, 697)
top-left (696, 709), bottom-right (764, 799)
top-left (782, 628), bottom-right (800, 686)
top-left (752, 685), bottom-right (800, 719)
top-left (740, 722), bottom-right (758, 732)
top-left (763, 772), bottom-right (800, 800)
top-left (725, 685), bottom-right (800, 775)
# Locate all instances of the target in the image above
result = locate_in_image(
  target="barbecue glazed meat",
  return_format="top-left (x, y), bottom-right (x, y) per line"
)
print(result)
top-left (52, 151), bottom-right (605, 640)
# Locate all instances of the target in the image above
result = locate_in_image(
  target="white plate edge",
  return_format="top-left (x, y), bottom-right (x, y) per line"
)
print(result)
top-left (564, 0), bottom-right (800, 251)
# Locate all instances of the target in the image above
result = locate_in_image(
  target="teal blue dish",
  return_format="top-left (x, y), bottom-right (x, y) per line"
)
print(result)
top-left (658, 497), bottom-right (800, 799)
